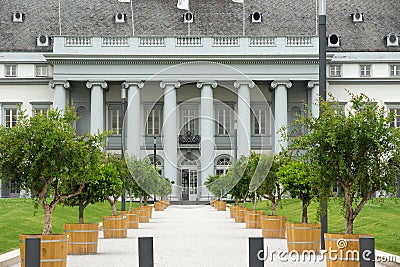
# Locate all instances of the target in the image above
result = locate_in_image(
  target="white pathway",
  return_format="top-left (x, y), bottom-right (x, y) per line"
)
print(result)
top-left (11, 205), bottom-right (390, 267)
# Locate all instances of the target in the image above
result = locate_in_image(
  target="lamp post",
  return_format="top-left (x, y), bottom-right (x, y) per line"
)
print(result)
top-left (234, 120), bottom-right (238, 160)
top-left (319, 0), bottom-right (328, 250)
top-left (153, 136), bottom-right (157, 202)
top-left (121, 84), bottom-right (127, 211)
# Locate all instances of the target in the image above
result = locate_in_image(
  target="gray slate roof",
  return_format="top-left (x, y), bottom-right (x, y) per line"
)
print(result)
top-left (0, 0), bottom-right (399, 52)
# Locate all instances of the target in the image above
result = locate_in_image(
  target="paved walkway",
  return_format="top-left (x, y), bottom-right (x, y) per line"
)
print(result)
top-left (11, 205), bottom-right (390, 267)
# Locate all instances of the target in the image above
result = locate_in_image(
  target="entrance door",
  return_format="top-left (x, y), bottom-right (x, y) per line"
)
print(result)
top-left (181, 169), bottom-right (198, 201)
top-left (189, 169), bottom-right (198, 201)
top-left (181, 169), bottom-right (189, 200)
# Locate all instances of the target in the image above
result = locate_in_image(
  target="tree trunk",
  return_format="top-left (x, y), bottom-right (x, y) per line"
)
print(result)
top-left (129, 192), bottom-right (133, 211)
top-left (242, 190), bottom-right (249, 207)
top-left (112, 201), bottom-right (117, 216)
top-left (301, 201), bottom-right (308, 224)
top-left (78, 202), bottom-right (85, 224)
top-left (140, 195), bottom-right (143, 207)
top-left (43, 206), bottom-right (53, 235)
top-left (144, 194), bottom-right (148, 206)
top-left (270, 200), bottom-right (277, 216)
top-left (253, 192), bottom-right (257, 211)
top-left (343, 186), bottom-right (354, 234)
top-left (235, 198), bottom-right (239, 206)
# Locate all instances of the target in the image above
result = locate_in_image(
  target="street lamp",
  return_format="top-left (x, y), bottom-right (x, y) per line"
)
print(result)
top-left (153, 136), bottom-right (157, 202)
top-left (234, 120), bottom-right (238, 160)
top-left (319, 0), bottom-right (328, 250)
top-left (121, 84), bottom-right (127, 211)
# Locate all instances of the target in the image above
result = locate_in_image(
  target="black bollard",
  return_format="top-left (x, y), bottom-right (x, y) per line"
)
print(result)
top-left (25, 237), bottom-right (40, 267)
top-left (360, 236), bottom-right (375, 267)
top-left (249, 237), bottom-right (264, 267)
top-left (139, 237), bottom-right (154, 267)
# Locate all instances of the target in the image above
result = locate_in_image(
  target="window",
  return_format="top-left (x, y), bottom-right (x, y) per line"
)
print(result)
top-left (4, 108), bottom-right (18, 128)
top-left (330, 65), bottom-right (342, 77)
top-left (145, 104), bottom-right (163, 136)
top-left (5, 65), bottom-right (17, 77)
top-left (390, 65), bottom-right (400, 77)
top-left (387, 105), bottom-right (400, 128)
top-left (252, 105), bottom-right (272, 135)
top-left (31, 102), bottom-right (51, 116)
top-left (215, 156), bottom-right (232, 176)
top-left (180, 108), bottom-right (198, 135)
top-left (35, 65), bottom-right (48, 77)
top-left (108, 104), bottom-right (122, 135)
top-left (360, 65), bottom-right (371, 77)
top-left (215, 104), bottom-right (233, 135)
top-left (288, 105), bottom-right (303, 136)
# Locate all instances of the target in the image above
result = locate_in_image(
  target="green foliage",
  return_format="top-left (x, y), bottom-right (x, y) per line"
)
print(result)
top-left (125, 156), bottom-right (164, 205)
top-left (291, 92), bottom-right (400, 233)
top-left (96, 160), bottom-right (124, 216)
top-left (205, 174), bottom-right (231, 198)
top-left (277, 155), bottom-right (316, 223)
top-left (256, 154), bottom-right (285, 215)
top-left (227, 155), bottom-right (249, 203)
top-left (0, 107), bottom-right (105, 234)
top-left (157, 177), bottom-right (172, 198)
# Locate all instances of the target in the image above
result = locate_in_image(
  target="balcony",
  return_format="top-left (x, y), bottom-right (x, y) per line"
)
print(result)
top-left (53, 35), bottom-right (318, 56)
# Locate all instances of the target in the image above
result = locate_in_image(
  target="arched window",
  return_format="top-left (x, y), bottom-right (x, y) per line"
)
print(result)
top-left (145, 155), bottom-right (164, 175)
top-left (180, 154), bottom-right (199, 167)
top-left (288, 105), bottom-right (303, 136)
top-left (215, 155), bottom-right (233, 175)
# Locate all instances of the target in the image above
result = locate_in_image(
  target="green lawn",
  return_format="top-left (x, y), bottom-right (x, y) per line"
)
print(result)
top-left (0, 198), bottom-right (139, 254)
top-left (244, 198), bottom-right (400, 256)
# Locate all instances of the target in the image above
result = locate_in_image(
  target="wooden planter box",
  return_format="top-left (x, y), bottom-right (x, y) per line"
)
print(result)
top-left (64, 223), bottom-right (99, 254)
top-left (154, 202), bottom-right (165, 211)
top-left (135, 207), bottom-right (151, 223)
top-left (325, 233), bottom-right (373, 267)
top-left (245, 211), bottom-right (265, 229)
top-left (229, 206), bottom-right (238, 218)
top-left (234, 207), bottom-right (249, 223)
top-left (286, 223), bottom-right (320, 253)
top-left (215, 201), bottom-right (227, 211)
top-left (20, 234), bottom-right (68, 267)
top-left (102, 215), bottom-right (127, 238)
top-left (261, 215), bottom-right (287, 239)
top-left (119, 211), bottom-right (139, 229)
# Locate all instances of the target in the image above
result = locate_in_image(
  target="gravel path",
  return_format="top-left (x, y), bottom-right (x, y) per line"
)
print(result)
top-left (11, 205), bottom-right (389, 267)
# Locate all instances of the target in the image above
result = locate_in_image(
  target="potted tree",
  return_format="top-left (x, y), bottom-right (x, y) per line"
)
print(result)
top-left (227, 156), bottom-right (251, 223)
top-left (109, 155), bottom-right (141, 229)
top-left (257, 154), bottom-right (287, 238)
top-left (61, 148), bottom-right (106, 254)
top-left (292, 93), bottom-right (400, 266)
top-left (100, 157), bottom-right (127, 238)
top-left (246, 152), bottom-right (274, 229)
top-left (277, 156), bottom-right (320, 253)
top-left (126, 156), bottom-right (160, 222)
top-left (154, 177), bottom-right (172, 211)
top-left (0, 107), bottom-right (104, 266)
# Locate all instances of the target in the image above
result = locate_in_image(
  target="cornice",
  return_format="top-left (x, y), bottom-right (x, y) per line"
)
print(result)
top-left (44, 55), bottom-right (319, 66)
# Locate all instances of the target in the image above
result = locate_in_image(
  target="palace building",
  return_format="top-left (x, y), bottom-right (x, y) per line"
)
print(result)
top-left (1, 0), bottom-right (400, 200)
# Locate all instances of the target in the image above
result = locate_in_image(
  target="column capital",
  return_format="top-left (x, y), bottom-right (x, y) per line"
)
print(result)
top-left (123, 81), bottom-right (144, 89)
top-left (196, 81), bottom-right (217, 89)
top-left (49, 80), bottom-right (70, 89)
top-left (307, 80), bottom-right (320, 89)
top-left (160, 81), bottom-right (181, 89)
top-left (233, 80), bottom-right (255, 89)
top-left (271, 80), bottom-right (292, 90)
top-left (86, 81), bottom-right (108, 89)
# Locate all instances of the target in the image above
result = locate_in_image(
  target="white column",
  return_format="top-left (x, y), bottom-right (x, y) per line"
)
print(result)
top-left (160, 81), bottom-right (180, 185)
top-left (234, 81), bottom-right (254, 157)
top-left (271, 80), bottom-right (292, 154)
top-left (86, 81), bottom-right (107, 134)
top-left (49, 80), bottom-right (70, 111)
top-left (197, 81), bottom-right (217, 192)
top-left (124, 81), bottom-right (144, 159)
top-left (308, 81), bottom-right (320, 118)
